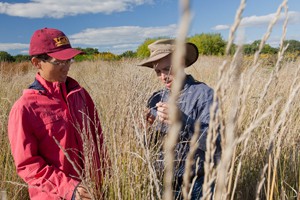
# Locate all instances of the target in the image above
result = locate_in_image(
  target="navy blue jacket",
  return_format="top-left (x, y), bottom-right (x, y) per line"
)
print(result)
top-left (147, 74), bottom-right (221, 181)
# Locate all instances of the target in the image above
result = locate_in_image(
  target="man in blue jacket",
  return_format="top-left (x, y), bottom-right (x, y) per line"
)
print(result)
top-left (139, 39), bottom-right (221, 199)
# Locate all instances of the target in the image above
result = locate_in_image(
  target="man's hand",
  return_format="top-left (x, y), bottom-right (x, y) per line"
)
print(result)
top-left (75, 184), bottom-right (92, 200)
top-left (145, 108), bottom-right (156, 125)
top-left (156, 102), bottom-right (171, 124)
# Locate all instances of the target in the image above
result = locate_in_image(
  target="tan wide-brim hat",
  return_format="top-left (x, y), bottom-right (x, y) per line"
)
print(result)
top-left (138, 39), bottom-right (199, 68)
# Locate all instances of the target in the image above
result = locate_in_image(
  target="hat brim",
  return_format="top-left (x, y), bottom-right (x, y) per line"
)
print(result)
top-left (138, 52), bottom-right (171, 68)
top-left (138, 42), bottom-right (199, 68)
top-left (47, 48), bottom-right (83, 60)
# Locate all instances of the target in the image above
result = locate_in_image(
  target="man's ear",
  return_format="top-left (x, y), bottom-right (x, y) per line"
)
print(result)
top-left (31, 57), bottom-right (42, 69)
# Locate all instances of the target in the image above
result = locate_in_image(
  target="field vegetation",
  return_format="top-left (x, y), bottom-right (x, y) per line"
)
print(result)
top-left (1, 0), bottom-right (300, 199)
top-left (0, 53), bottom-right (299, 199)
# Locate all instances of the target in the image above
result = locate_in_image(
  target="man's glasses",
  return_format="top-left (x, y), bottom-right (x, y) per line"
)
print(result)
top-left (44, 59), bottom-right (74, 66)
top-left (35, 54), bottom-right (74, 66)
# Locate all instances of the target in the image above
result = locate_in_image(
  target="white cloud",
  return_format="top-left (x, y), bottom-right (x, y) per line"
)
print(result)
top-left (0, 43), bottom-right (28, 51)
top-left (212, 25), bottom-right (230, 31)
top-left (0, 0), bottom-right (153, 18)
top-left (69, 24), bottom-right (178, 54)
top-left (287, 11), bottom-right (300, 24)
top-left (212, 11), bottom-right (300, 30)
top-left (0, 24), bottom-right (177, 55)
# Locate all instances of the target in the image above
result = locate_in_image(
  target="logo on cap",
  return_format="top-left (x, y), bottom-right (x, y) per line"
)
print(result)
top-left (53, 36), bottom-right (70, 47)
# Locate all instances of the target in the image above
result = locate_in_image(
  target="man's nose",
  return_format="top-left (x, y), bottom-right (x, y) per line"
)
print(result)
top-left (161, 72), bottom-right (169, 79)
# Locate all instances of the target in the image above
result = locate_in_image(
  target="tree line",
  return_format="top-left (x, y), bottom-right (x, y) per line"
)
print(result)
top-left (1, 33), bottom-right (299, 62)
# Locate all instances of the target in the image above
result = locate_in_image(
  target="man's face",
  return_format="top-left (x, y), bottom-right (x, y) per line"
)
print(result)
top-left (32, 56), bottom-right (72, 83)
top-left (152, 55), bottom-right (173, 89)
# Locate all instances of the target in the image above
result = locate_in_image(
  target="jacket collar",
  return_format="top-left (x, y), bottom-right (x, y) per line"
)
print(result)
top-left (28, 73), bottom-right (80, 95)
top-left (28, 78), bottom-right (45, 91)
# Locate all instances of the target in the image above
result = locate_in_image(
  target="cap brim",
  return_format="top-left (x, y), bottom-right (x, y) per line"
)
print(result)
top-left (47, 48), bottom-right (83, 60)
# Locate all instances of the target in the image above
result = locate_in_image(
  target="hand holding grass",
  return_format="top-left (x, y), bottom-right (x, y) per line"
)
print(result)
top-left (75, 184), bottom-right (92, 200)
top-left (156, 102), bottom-right (171, 124)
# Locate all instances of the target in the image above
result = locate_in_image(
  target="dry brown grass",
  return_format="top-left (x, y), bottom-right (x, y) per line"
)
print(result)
top-left (0, 55), bottom-right (299, 199)
top-left (1, 1), bottom-right (299, 199)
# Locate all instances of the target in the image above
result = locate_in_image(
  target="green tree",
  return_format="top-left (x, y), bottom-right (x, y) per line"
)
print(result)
top-left (188, 33), bottom-right (226, 55)
top-left (136, 37), bottom-right (167, 58)
top-left (245, 40), bottom-right (263, 55)
top-left (14, 54), bottom-right (31, 62)
top-left (76, 47), bottom-right (99, 55)
top-left (227, 43), bottom-right (237, 55)
top-left (96, 52), bottom-right (120, 61)
top-left (0, 51), bottom-right (15, 62)
top-left (119, 50), bottom-right (137, 58)
top-left (261, 44), bottom-right (278, 54)
top-left (74, 54), bottom-right (93, 62)
top-left (243, 40), bottom-right (278, 55)
top-left (243, 44), bottom-right (255, 55)
top-left (283, 40), bottom-right (300, 53)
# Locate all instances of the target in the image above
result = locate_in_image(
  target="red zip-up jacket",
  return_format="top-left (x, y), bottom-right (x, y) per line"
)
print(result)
top-left (8, 73), bottom-right (106, 199)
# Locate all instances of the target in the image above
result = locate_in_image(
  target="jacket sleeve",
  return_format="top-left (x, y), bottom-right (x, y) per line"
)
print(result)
top-left (8, 104), bottom-right (79, 199)
top-left (181, 87), bottom-right (218, 151)
top-left (181, 87), bottom-right (221, 176)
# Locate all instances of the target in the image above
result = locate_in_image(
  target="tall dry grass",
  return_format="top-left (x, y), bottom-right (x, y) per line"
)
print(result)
top-left (0, 53), bottom-right (299, 199)
top-left (1, 1), bottom-right (300, 199)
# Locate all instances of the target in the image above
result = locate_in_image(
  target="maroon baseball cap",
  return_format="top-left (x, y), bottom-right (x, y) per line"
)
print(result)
top-left (29, 27), bottom-right (82, 60)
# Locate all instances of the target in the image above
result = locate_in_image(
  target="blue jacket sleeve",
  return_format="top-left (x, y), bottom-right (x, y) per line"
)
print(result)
top-left (180, 87), bottom-right (221, 177)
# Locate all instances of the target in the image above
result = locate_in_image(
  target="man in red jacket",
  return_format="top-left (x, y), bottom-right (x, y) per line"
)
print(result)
top-left (8, 28), bottom-right (107, 200)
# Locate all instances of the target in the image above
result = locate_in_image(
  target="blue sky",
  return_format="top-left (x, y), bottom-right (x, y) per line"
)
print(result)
top-left (0, 0), bottom-right (299, 55)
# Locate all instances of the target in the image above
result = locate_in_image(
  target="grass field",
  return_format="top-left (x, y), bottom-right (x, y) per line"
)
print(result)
top-left (0, 55), bottom-right (299, 199)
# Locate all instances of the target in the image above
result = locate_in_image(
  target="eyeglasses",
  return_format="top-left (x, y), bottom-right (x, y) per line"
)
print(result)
top-left (42, 58), bottom-right (74, 66)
